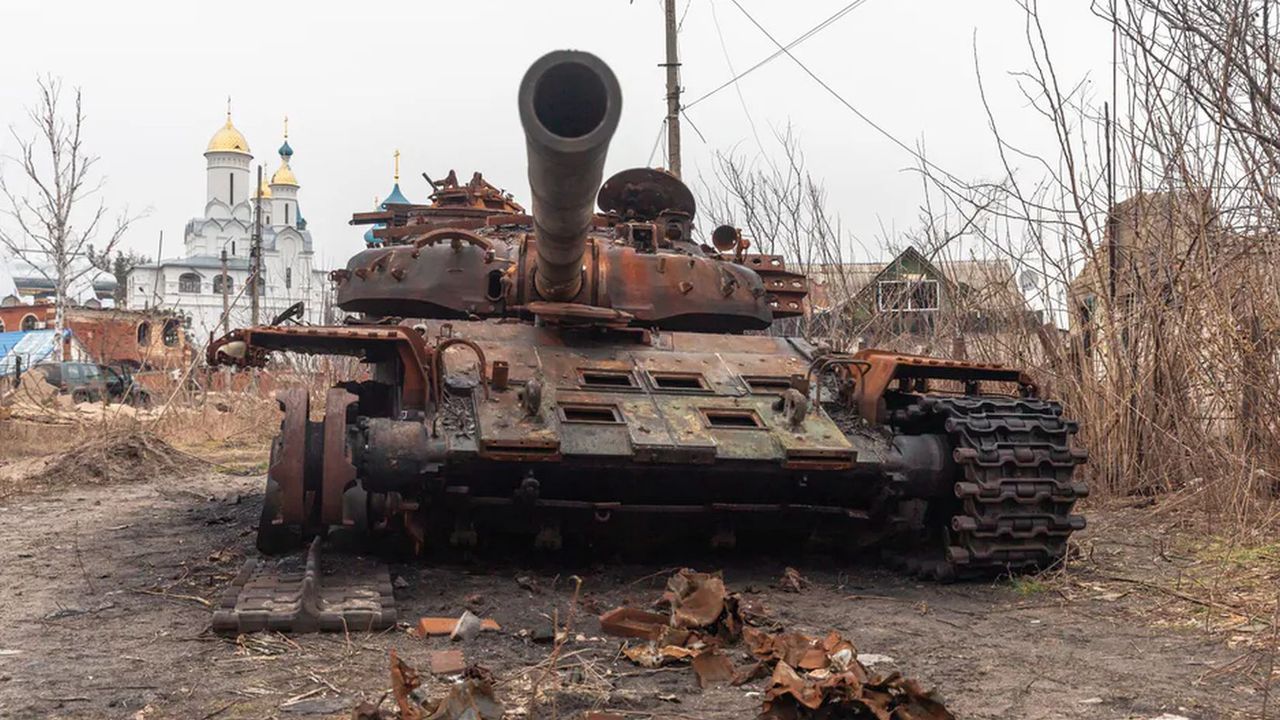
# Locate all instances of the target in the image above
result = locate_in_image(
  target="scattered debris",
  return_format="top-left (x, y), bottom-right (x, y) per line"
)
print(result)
top-left (600, 568), bottom-right (954, 719)
top-left (691, 649), bottom-right (735, 688)
top-left (778, 566), bottom-right (812, 593)
top-left (515, 575), bottom-right (542, 594)
top-left (857, 653), bottom-right (896, 667)
top-left (390, 649), bottom-right (423, 720)
top-left (417, 614), bottom-right (501, 638)
top-left (761, 661), bottom-right (953, 719)
top-left (384, 652), bottom-right (503, 720)
top-left (452, 610), bottom-right (484, 642)
top-left (430, 649), bottom-right (467, 676)
top-left (621, 643), bottom-right (696, 669)
top-left (598, 607), bottom-right (673, 642)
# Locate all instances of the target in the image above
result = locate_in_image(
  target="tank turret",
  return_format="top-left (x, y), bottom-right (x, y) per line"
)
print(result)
top-left (518, 51), bottom-right (621, 302)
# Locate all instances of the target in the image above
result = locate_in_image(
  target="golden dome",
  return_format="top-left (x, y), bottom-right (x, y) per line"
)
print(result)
top-left (257, 178), bottom-right (272, 198)
top-left (206, 118), bottom-right (251, 155)
top-left (271, 162), bottom-right (298, 187)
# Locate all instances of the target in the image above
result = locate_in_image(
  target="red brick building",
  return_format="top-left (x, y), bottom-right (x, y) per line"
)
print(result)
top-left (0, 303), bottom-right (191, 369)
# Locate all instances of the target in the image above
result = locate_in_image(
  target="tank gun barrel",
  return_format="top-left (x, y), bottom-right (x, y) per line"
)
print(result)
top-left (518, 50), bottom-right (622, 301)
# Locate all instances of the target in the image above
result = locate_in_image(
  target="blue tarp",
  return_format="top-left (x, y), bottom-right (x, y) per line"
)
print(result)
top-left (0, 330), bottom-right (60, 376)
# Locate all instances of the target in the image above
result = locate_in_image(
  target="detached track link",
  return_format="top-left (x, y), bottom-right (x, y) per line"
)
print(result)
top-left (921, 395), bottom-right (1088, 579)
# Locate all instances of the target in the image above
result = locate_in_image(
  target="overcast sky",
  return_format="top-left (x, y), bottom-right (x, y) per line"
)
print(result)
top-left (0, 1), bottom-right (1111, 269)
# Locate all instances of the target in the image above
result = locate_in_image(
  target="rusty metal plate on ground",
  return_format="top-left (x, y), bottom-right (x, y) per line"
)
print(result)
top-left (212, 539), bottom-right (396, 634)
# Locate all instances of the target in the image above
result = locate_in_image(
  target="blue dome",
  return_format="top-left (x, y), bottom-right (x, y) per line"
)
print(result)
top-left (381, 183), bottom-right (411, 207)
top-left (363, 226), bottom-right (378, 244)
top-left (296, 210), bottom-right (307, 230)
top-left (278, 140), bottom-right (293, 158)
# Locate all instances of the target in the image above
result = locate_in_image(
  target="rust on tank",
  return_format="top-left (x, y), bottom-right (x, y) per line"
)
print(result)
top-left (204, 48), bottom-right (1086, 586)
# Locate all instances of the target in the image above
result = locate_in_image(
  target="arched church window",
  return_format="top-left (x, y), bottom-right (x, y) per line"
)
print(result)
top-left (178, 273), bottom-right (201, 293)
top-left (285, 267), bottom-right (292, 289)
top-left (229, 173), bottom-right (235, 204)
top-left (137, 321), bottom-right (151, 346)
top-left (231, 241), bottom-right (236, 256)
top-left (285, 204), bottom-right (291, 225)
top-left (212, 275), bottom-right (234, 295)
top-left (21, 314), bottom-right (38, 331)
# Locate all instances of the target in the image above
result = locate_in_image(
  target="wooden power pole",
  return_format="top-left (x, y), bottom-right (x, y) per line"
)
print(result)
top-left (220, 248), bottom-right (230, 334)
top-left (664, 0), bottom-right (682, 178)
top-left (250, 164), bottom-right (263, 326)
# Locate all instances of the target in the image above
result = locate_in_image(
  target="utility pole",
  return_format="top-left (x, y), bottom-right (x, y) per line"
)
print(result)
top-left (663, 0), bottom-right (682, 178)
top-left (220, 248), bottom-right (230, 334)
top-left (250, 164), bottom-right (263, 326)
top-left (150, 230), bottom-right (164, 310)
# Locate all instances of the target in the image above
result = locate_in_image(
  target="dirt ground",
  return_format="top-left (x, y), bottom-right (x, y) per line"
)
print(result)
top-left (0, 452), bottom-right (1268, 720)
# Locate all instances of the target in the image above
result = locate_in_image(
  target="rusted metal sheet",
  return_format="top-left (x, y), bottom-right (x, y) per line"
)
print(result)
top-left (208, 325), bottom-right (435, 410)
top-left (322, 388), bottom-right (358, 525)
top-left (272, 387), bottom-right (308, 526)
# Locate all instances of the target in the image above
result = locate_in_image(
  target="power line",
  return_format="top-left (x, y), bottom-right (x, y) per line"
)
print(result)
top-left (708, 0), bottom-right (767, 155)
top-left (726, 0), bottom-right (964, 185)
top-left (685, 0), bottom-right (870, 111)
top-left (647, 117), bottom-right (668, 167)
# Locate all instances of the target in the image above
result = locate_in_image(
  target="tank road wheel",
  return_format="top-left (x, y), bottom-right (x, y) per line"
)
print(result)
top-left (256, 388), bottom-right (311, 555)
top-left (924, 396), bottom-right (1088, 579)
top-left (256, 470), bottom-right (295, 554)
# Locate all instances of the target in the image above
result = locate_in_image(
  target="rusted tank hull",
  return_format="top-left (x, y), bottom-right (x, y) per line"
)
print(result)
top-left (209, 319), bottom-right (1086, 578)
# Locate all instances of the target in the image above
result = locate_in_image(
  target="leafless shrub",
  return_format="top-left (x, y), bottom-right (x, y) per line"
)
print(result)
top-left (903, 0), bottom-right (1280, 527)
top-left (703, 2), bottom-right (1280, 532)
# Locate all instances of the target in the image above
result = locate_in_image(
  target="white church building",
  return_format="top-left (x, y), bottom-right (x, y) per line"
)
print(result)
top-left (128, 111), bottom-right (330, 342)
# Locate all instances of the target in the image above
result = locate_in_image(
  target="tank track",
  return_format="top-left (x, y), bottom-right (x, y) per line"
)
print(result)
top-left (891, 395), bottom-right (1088, 580)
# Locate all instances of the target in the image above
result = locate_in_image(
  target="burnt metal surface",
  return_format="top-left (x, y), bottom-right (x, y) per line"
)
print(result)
top-left (331, 49), bottom-right (791, 332)
top-left (322, 388), bottom-right (358, 525)
top-left (272, 387), bottom-right (308, 527)
top-left (212, 539), bottom-right (396, 634)
top-left (205, 48), bottom-right (1087, 579)
top-left (597, 167), bottom-right (696, 219)
top-left (519, 50), bottom-right (622, 302)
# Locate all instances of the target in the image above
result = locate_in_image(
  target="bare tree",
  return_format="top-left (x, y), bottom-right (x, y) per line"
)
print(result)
top-left (0, 76), bottom-right (140, 332)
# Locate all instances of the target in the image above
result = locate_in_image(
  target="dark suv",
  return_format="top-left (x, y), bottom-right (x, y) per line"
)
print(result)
top-left (30, 361), bottom-right (152, 406)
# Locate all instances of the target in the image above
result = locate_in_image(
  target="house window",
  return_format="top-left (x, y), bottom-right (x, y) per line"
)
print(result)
top-left (162, 319), bottom-right (180, 347)
top-left (20, 314), bottom-right (38, 331)
top-left (137, 321), bottom-right (151, 346)
top-left (212, 275), bottom-right (234, 295)
top-left (285, 267), bottom-right (292, 289)
top-left (0, 319), bottom-right (5, 332)
top-left (178, 273), bottom-right (201, 293)
top-left (877, 279), bottom-right (939, 312)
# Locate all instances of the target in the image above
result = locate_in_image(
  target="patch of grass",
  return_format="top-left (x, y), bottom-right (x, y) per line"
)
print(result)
top-left (1010, 577), bottom-right (1047, 596)
top-left (1199, 539), bottom-right (1280, 568)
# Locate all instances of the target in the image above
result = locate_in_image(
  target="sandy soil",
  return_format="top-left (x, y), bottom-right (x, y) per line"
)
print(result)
top-left (0, 461), bottom-right (1261, 720)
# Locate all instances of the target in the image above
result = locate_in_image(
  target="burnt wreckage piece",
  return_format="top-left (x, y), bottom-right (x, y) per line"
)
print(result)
top-left (208, 50), bottom-right (1087, 580)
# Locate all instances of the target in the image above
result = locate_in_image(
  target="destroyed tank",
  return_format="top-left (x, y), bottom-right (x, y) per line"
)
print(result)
top-left (208, 50), bottom-right (1087, 579)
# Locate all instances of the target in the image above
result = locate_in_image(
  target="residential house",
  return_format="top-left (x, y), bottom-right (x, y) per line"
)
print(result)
top-left (804, 246), bottom-right (1041, 359)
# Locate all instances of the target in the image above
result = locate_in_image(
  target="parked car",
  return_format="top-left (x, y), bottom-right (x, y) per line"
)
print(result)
top-left (29, 361), bottom-right (151, 406)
